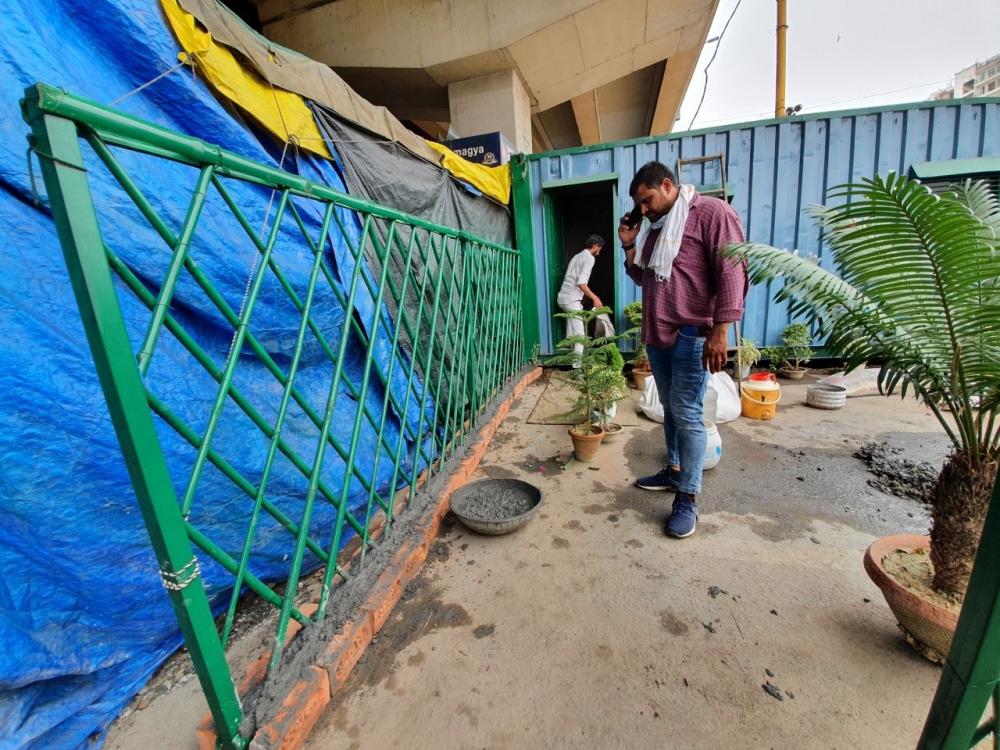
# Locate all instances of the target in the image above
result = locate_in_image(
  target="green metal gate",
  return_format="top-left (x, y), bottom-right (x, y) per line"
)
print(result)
top-left (22, 83), bottom-right (527, 748)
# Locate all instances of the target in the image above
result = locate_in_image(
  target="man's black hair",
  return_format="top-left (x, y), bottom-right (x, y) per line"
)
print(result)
top-left (629, 161), bottom-right (676, 197)
top-left (585, 234), bottom-right (606, 249)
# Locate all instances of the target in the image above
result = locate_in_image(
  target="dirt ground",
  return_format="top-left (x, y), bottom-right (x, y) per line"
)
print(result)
top-left (107, 372), bottom-right (949, 750)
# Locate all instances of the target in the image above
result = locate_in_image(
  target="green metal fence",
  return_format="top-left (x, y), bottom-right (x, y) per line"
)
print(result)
top-left (22, 83), bottom-right (527, 749)
top-left (920, 471), bottom-right (1000, 750)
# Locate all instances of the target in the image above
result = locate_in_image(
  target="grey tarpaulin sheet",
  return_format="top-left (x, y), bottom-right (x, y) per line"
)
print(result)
top-left (309, 103), bottom-right (513, 246)
top-left (308, 104), bottom-right (512, 432)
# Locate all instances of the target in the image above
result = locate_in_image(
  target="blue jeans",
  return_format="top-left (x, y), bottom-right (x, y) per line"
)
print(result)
top-left (646, 329), bottom-right (709, 495)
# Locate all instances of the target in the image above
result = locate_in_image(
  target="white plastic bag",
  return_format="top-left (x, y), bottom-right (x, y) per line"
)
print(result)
top-left (637, 371), bottom-right (740, 424)
top-left (638, 375), bottom-right (663, 422)
top-left (710, 372), bottom-right (740, 423)
top-left (816, 368), bottom-right (882, 397)
top-left (593, 313), bottom-right (615, 338)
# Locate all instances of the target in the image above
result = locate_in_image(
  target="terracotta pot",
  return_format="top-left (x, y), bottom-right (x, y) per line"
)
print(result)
top-left (632, 365), bottom-right (651, 391)
top-left (863, 534), bottom-right (959, 663)
top-left (597, 422), bottom-right (623, 442)
top-left (778, 366), bottom-right (807, 380)
top-left (569, 425), bottom-right (604, 462)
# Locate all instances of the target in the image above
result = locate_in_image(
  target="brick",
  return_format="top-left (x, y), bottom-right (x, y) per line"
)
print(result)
top-left (325, 615), bottom-right (374, 691)
top-left (249, 666), bottom-right (329, 750)
top-left (196, 603), bottom-right (319, 748)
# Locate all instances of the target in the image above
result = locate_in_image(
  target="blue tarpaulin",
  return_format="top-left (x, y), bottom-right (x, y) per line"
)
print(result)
top-left (0, 2), bottom-right (427, 747)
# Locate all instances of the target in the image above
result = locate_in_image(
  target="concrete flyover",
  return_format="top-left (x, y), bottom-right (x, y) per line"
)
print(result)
top-left (253, 0), bottom-right (719, 152)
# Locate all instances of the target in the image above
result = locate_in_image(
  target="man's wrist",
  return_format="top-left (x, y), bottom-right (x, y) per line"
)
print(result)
top-left (709, 322), bottom-right (730, 339)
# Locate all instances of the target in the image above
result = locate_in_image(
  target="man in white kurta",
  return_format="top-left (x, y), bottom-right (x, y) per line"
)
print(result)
top-left (556, 234), bottom-right (606, 360)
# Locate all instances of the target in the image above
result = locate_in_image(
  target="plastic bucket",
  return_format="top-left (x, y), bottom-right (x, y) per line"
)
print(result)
top-left (740, 382), bottom-right (782, 420)
top-left (747, 372), bottom-right (778, 384)
top-left (704, 420), bottom-right (722, 470)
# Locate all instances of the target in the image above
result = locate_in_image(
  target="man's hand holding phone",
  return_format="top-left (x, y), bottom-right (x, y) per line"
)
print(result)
top-left (619, 205), bottom-right (642, 264)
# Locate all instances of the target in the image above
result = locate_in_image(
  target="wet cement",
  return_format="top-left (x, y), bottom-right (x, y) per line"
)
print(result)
top-left (855, 441), bottom-right (939, 503)
top-left (452, 484), bottom-right (537, 521)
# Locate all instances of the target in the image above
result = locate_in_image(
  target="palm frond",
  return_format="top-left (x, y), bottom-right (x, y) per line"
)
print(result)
top-left (723, 174), bottom-right (1000, 459)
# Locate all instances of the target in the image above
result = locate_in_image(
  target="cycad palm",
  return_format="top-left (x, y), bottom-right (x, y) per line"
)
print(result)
top-left (724, 174), bottom-right (1000, 599)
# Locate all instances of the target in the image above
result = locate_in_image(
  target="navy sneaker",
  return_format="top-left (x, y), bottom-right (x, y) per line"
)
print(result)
top-left (665, 493), bottom-right (698, 538)
top-left (635, 467), bottom-right (681, 491)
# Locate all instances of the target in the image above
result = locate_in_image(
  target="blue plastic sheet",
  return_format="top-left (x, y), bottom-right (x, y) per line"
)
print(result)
top-left (0, 2), bottom-right (428, 747)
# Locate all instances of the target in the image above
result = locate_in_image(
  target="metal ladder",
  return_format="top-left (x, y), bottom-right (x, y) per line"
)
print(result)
top-left (675, 153), bottom-right (729, 202)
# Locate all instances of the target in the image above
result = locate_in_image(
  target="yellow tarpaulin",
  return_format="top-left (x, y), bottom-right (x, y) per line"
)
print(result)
top-left (160, 0), bottom-right (331, 158)
top-left (161, 0), bottom-right (511, 204)
top-left (426, 142), bottom-right (511, 205)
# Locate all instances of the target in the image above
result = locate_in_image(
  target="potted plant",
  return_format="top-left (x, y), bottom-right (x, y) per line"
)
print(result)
top-left (590, 354), bottom-right (629, 441)
top-left (553, 306), bottom-right (625, 461)
top-left (735, 337), bottom-right (761, 379)
top-left (623, 301), bottom-right (650, 389)
top-left (724, 174), bottom-right (1000, 661)
top-left (762, 323), bottom-right (811, 379)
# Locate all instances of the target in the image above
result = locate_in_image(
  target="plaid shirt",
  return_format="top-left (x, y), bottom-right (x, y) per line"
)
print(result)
top-left (625, 191), bottom-right (748, 348)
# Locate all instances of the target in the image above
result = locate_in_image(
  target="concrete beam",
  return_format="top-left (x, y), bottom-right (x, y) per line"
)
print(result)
top-left (649, 46), bottom-right (700, 135)
top-left (570, 90), bottom-right (603, 146)
top-left (650, 9), bottom-right (718, 135)
top-left (530, 114), bottom-right (554, 152)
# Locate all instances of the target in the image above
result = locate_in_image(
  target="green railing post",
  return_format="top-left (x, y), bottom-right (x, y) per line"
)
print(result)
top-left (21, 86), bottom-right (246, 749)
top-left (510, 153), bottom-right (540, 361)
top-left (919, 471), bottom-right (1000, 749)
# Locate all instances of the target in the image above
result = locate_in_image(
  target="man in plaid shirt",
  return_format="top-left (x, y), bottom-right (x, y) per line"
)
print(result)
top-left (619, 161), bottom-right (748, 538)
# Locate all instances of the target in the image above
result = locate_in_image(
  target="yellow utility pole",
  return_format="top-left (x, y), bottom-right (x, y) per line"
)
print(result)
top-left (775, 0), bottom-right (788, 117)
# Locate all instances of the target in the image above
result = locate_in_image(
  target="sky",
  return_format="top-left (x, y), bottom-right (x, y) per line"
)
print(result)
top-left (677, 0), bottom-right (1000, 131)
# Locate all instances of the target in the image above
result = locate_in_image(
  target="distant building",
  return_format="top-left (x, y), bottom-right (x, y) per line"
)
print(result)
top-left (932, 53), bottom-right (1000, 100)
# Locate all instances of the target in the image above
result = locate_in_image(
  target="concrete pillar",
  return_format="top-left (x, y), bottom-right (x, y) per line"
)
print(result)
top-left (448, 70), bottom-right (532, 154)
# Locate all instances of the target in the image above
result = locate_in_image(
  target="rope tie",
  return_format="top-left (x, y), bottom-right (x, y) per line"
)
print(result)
top-left (159, 557), bottom-right (201, 591)
top-left (26, 145), bottom-right (89, 206)
top-left (109, 52), bottom-right (198, 107)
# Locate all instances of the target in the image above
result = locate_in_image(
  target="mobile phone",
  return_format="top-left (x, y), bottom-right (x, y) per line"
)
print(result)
top-left (623, 205), bottom-right (642, 229)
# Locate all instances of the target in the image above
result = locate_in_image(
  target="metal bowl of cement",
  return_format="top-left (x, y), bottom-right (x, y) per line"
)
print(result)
top-left (450, 479), bottom-right (543, 535)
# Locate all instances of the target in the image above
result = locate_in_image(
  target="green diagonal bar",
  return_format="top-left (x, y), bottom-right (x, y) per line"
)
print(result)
top-left (317, 220), bottom-right (401, 615)
top-left (221, 201), bottom-right (336, 648)
top-left (135, 163), bottom-right (214, 375)
top-left (105, 248), bottom-right (366, 540)
top-left (359, 229), bottom-right (420, 556)
top-left (271, 216), bottom-right (378, 665)
top-left (180, 189), bottom-right (290, 516)
top-left (385, 230), bottom-right (440, 526)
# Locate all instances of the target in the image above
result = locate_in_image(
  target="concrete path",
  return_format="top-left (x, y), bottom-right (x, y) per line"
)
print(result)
top-left (305, 374), bottom-right (946, 750)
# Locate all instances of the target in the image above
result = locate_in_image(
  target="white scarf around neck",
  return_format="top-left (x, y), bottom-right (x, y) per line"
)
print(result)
top-left (635, 183), bottom-right (697, 281)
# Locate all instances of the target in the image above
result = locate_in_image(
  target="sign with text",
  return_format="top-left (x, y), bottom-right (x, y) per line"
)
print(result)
top-left (445, 131), bottom-right (514, 166)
